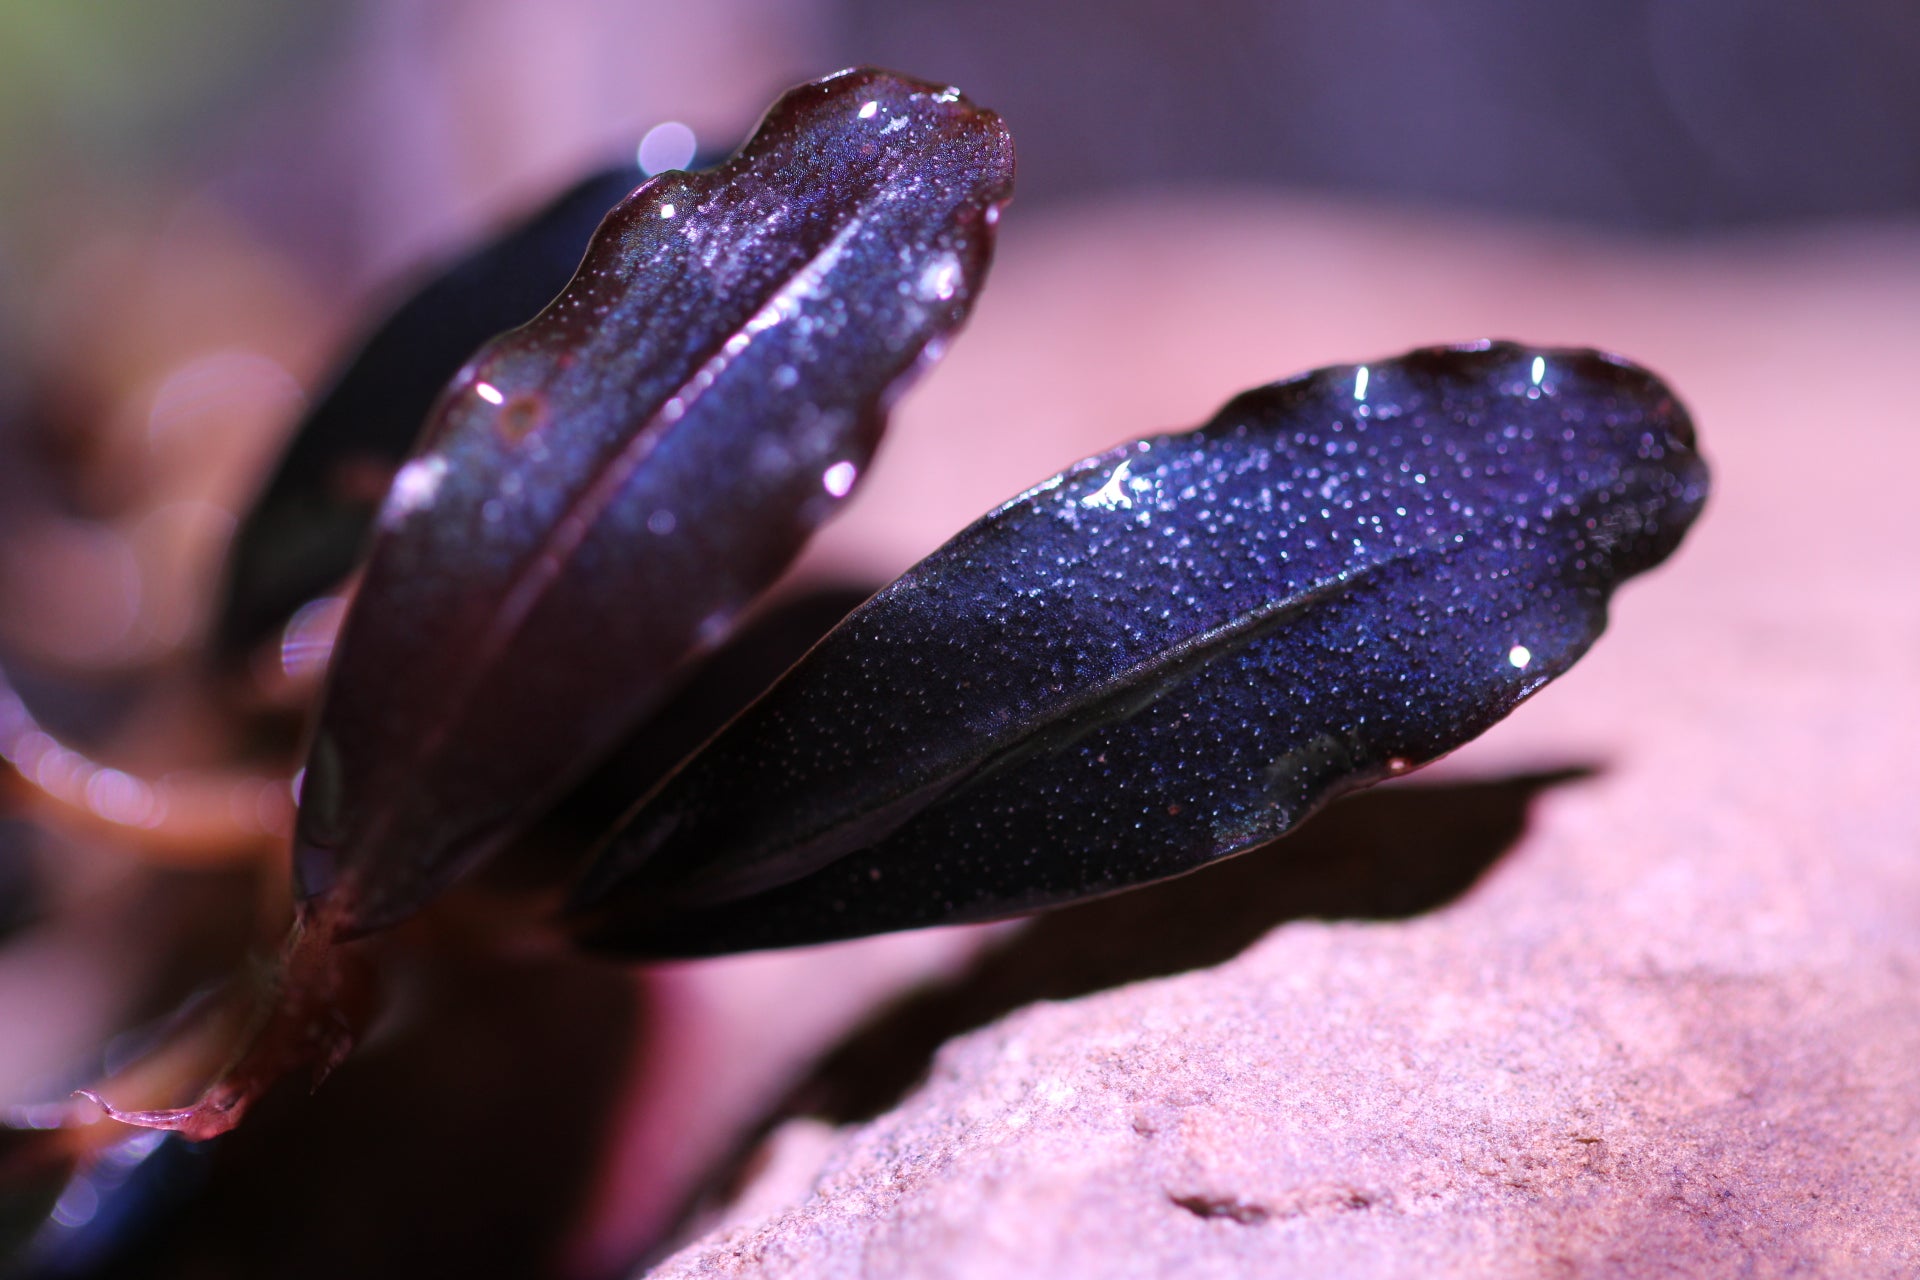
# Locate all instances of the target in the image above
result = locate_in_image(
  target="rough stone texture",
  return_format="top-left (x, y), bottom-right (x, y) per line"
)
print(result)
top-left (641, 199), bottom-right (1920, 1278)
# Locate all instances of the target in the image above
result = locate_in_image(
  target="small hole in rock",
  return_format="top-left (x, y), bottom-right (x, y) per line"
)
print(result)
top-left (1172, 1194), bottom-right (1271, 1225)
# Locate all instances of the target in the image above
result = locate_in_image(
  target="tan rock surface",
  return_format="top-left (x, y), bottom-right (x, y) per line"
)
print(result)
top-left (646, 199), bottom-right (1920, 1278)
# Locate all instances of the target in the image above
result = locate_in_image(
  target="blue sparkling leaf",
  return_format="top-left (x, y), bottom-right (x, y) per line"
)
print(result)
top-left (571, 342), bottom-right (1709, 956)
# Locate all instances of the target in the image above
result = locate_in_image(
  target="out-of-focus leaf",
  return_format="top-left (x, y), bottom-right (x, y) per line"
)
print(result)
top-left (66, 941), bottom-right (635, 1279)
top-left (2, 1134), bottom-right (206, 1278)
top-left (214, 162), bottom-right (664, 666)
top-left (0, 659), bottom-right (290, 866)
top-left (297, 68), bottom-right (1015, 939)
top-left (0, 818), bottom-right (38, 943)
top-left (570, 342), bottom-right (1710, 957)
top-left (0, 1128), bottom-right (73, 1267)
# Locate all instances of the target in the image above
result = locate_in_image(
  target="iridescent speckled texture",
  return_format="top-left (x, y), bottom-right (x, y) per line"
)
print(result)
top-left (295, 68), bottom-right (1015, 937)
top-left (573, 342), bottom-right (1709, 957)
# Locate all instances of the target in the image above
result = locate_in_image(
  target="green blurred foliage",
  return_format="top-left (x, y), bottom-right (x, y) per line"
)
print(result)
top-left (0, 0), bottom-right (332, 212)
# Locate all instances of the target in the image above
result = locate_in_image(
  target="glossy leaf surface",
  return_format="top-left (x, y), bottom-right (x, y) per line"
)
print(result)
top-left (214, 162), bottom-right (659, 666)
top-left (298, 68), bottom-right (1015, 936)
top-left (572, 342), bottom-right (1709, 957)
top-left (487, 583), bottom-right (879, 892)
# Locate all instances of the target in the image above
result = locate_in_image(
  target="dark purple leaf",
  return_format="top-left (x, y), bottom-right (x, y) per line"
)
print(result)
top-left (214, 162), bottom-right (663, 667)
top-left (569, 342), bottom-right (1709, 957)
top-left (296, 68), bottom-right (1015, 939)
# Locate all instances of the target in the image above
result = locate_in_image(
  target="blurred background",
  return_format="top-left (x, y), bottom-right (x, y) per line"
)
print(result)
top-left (8, 0), bottom-right (1920, 263)
top-left (4, 0), bottom-right (1915, 672)
top-left (1, 2), bottom-right (1916, 1277)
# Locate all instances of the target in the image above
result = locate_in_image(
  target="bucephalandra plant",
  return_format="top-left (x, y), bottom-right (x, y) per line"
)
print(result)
top-left (0, 65), bottom-right (1706, 1260)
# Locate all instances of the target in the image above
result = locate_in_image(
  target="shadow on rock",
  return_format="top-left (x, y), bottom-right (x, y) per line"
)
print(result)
top-left (792, 767), bottom-right (1594, 1125)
